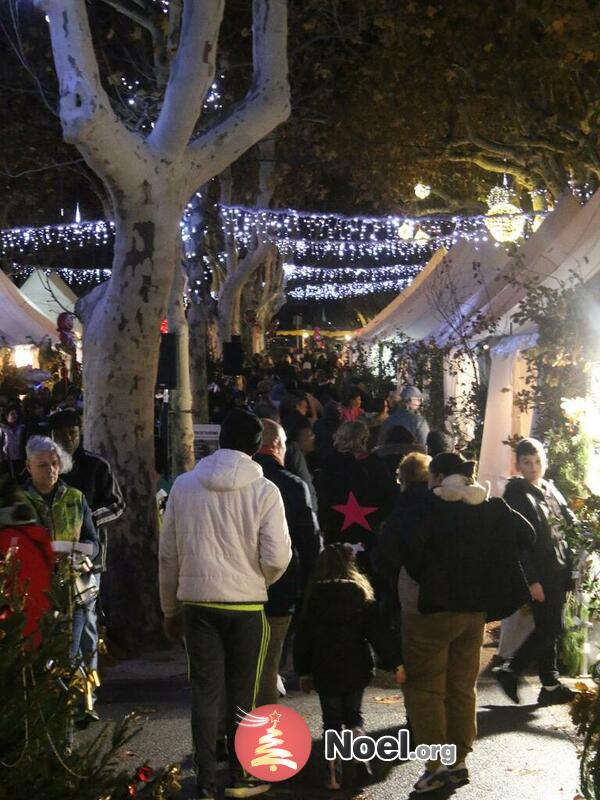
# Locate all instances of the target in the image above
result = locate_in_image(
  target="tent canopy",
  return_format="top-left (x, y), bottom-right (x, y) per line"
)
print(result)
top-left (20, 270), bottom-right (82, 335)
top-left (0, 269), bottom-right (58, 346)
top-left (358, 192), bottom-right (586, 345)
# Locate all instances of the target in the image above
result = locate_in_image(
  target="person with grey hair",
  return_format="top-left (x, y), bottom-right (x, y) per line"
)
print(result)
top-left (317, 421), bottom-right (396, 575)
top-left (23, 436), bottom-right (98, 722)
top-left (377, 385), bottom-right (430, 446)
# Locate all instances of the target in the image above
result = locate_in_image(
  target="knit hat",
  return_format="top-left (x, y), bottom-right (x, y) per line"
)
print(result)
top-left (219, 409), bottom-right (263, 456)
top-left (400, 385), bottom-right (423, 400)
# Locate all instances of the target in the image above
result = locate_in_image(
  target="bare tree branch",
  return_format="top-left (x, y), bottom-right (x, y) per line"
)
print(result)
top-left (185, 0), bottom-right (290, 192)
top-left (99, 0), bottom-right (157, 34)
top-left (149, 0), bottom-right (224, 155)
top-left (0, 157), bottom-right (84, 178)
top-left (35, 0), bottom-right (150, 190)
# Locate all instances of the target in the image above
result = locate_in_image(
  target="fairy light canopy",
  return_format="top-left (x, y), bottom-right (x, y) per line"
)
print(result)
top-left (2, 202), bottom-right (542, 300)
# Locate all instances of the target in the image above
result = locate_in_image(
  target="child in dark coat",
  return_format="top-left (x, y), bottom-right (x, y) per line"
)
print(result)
top-left (294, 543), bottom-right (405, 790)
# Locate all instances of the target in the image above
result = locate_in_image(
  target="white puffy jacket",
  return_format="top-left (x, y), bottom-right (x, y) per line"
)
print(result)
top-left (159, 449), bottom-right (291, 617)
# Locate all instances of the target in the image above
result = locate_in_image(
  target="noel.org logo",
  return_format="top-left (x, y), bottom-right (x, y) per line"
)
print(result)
top-left (235, 704), bottom-right (312, 781)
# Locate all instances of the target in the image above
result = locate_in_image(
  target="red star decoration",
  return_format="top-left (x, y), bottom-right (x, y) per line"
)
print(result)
top-left (332, 492), bottom-right (379, 532)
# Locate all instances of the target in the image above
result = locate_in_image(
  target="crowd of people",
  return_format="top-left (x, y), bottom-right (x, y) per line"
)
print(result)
top-left (159, 346), bottom-right (579, 798)
top-left (0, 389), bottom-right (124, 725)
top-left (0, 345), bottom-right (580, 797)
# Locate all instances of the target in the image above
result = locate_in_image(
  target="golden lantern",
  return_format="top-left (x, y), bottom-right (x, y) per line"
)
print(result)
top-left (484, 186), bottom-right (525, 243)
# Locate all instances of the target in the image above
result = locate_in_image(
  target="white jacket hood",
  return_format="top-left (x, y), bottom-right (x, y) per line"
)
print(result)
top-left (194, 448), bottom-right (263, 492)
top-left (433, 473), bottom-right (490, 505)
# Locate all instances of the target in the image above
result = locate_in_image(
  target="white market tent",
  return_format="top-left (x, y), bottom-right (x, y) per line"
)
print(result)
top-left (0, 268), bottom-right (58, 348)
top-left (357, 190), bottom-right (600, 495)
top-left (20, 269), bottom-right (82, 336)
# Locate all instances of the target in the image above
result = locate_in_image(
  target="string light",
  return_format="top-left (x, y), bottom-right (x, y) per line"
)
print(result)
top-left (284, 263), bottom-right (422, 282)
top-left (2, 202), bottom-right (545, 300)
top-left (1, 221), bottom-right (113, 255)
top-left (10, 264), bottom-right (111, 287)
top-left (219, 204), bottom-right (540, 265)
top-left (288, 278), bottom-right (415, 300)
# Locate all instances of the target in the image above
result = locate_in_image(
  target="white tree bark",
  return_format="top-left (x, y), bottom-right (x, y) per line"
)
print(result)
top-left (37, 0), bottom-right (290, 649)
top-left (166, 261), bottom-right (195, 476)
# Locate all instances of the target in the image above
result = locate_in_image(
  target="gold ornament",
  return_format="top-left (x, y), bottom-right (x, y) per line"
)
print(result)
top-left (152, 764), bottom-right (182, 798)
top-left (70, 664), bottom-right (100, 712)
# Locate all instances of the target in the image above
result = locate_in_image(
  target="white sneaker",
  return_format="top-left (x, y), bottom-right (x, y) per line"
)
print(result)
top-left (276, 674), bottom-right (286, 697)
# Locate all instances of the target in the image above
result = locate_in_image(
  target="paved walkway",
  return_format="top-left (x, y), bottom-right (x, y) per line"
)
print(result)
top-left (92, 637), bottom-right (582, 800)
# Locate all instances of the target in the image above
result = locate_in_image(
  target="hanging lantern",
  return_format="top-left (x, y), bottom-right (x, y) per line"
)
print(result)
top-left (484, 186), bottom-right (525, 243)
top-left (413, 228), bottom-right (430, 244)
top-left (414, 183), bottom-right (431, 199)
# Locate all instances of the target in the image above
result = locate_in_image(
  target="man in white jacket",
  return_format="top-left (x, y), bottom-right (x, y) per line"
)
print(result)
top-left (159, 409), bottom-right (291, 800)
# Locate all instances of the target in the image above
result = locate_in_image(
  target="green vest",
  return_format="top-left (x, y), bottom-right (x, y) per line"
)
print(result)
top-left (24, 482), bottom-right (84, 543)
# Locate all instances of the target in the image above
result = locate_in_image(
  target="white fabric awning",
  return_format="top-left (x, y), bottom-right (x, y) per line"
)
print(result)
top-left (20, 269), bottom-right (82, 335)
top-left (357, 191), bottom-right (585, 346)
top-left (0, 269), bottom-right (58, 346)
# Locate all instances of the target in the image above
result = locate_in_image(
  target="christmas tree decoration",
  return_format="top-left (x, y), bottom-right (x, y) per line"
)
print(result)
top-left (0, 554), bottom-right (180, 799)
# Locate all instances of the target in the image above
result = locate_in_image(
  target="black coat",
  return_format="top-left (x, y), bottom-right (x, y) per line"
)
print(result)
top-left (294, 579), bottom-right (403, 694)
top-left (503, 476), bottom-right (575, 590)
top-left (317, 451), bottom-right (397, 557)
top-left (254, 454), bottom-right (321, 616)
top-left (373, 482), bottom-right (429, 621)
top-left (284, 443), bottom-right (318, 513)
top-left (396, 490), bottom-right (536, 622)
top-left (62, 447), bottom-right (125, 527)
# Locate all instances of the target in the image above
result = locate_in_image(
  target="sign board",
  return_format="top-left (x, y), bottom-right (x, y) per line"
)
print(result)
top-left (193, 424), bottom-right (221, 461)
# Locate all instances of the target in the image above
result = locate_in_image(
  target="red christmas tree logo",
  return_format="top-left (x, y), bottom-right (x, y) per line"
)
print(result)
top-left (235, 704), bottom-right (312, 782)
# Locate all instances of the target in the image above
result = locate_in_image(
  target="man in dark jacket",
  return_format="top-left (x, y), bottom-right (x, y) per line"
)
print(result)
top-left (49, 409), bottom-right (125, 717)
top-left (389, 452), bottom-right (534, 794)
top-left (496, 438), bottom-right (576, 706)
top-left (254, 419), bottom-right (321, 706)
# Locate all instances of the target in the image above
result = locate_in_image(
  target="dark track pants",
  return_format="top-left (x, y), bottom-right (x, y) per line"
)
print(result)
top-left (183, 604), bottom-right (270, 791)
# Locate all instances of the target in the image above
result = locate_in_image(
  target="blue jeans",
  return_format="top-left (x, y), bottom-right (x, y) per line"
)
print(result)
top-left (80, 574), bottom-right (100, 673)
top-left (71, 597), bottom-right (99, 705)
top-left (71, 573), bottom-right (100, 672)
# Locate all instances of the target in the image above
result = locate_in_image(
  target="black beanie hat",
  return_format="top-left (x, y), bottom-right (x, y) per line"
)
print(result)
top-left (219, 409), bottom-right (263, 456)
top-left (47, 409), bottom-right (82, 430)
top-left (429, 452), bottom-right (476, 480)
